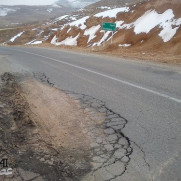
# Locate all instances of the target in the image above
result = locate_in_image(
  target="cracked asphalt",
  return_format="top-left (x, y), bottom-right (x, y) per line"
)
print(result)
top-left (34, 72), bottom-right (133, 181)
top-left (0, 46), bottom-right (181, 181)
top-left (64, 91), bottom-right (132, 181)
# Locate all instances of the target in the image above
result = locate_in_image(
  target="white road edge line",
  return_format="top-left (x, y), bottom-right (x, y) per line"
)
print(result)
top-left (12, 48), bottom-right (181, 104)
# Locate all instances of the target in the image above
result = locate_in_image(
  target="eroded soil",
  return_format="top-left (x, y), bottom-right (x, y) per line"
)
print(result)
top-left (0, 72), bottom-right (133, 181)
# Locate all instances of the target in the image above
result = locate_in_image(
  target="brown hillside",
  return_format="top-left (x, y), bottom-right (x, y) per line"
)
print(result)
top-left (1, 0), bottom-right (181, 63)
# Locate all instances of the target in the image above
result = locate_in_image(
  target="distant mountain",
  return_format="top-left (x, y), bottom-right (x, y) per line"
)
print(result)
top-left (0, 5), bottom-right (73, 28)
top-left (56, 0), bottom-right (100, 8)
top-left (0, 0), bottom-right (100, 8)
top-left (0, 0), bottom-right (101, 28)
top-left (0, 0), bottom-right (58, 6)
top-left (86, 0), bottom-right (145, 9)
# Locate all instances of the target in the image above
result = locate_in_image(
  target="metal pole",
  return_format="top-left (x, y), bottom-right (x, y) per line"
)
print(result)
top-left (103, 30), bottom-right (106, 47)
top-left (111, 31), bottom-right (113, 44)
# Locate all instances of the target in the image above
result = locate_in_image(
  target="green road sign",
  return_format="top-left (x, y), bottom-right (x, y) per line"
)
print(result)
top-left (102, 22), bottom-right (116, 31)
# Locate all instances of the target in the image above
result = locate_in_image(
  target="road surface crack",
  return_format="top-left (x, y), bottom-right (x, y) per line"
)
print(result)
top-left (61, 92), bottom-right (133, 180)
top-left (33, 72), bottom-right (134, 180)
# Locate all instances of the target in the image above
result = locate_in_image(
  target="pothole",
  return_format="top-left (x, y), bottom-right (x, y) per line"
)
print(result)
top-left (0, 72), bottom-right (133, 181)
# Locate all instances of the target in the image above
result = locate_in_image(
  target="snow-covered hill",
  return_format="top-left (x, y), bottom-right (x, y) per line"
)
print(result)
top-left (1, 0), bottom-right (181, 63)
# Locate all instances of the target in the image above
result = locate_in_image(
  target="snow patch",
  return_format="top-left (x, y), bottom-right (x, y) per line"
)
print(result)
top-left (49, 15), bottom-right (68, 24)
top-left (119, 44), bottom-right (131, 47)
top-left (69, 16), bottom-right (89, 29)
top-left (116, 21), bottom-right (124, 28)
top-left (98, 6), bottom-right (111, 10)
top-left (9, 32), bottom-right (24, 42)
top-left (47, 8), bottom-right (53, 13)
top-left (51, 34), bottom-right (80, 46)
top-left (93, 31), bottom-right (111, 46)
top-left (69, 16), bottom-right (77, 21)
top-left (32, 28), bottom-right (38, 31)
top-left (51, 35), bottom-right (58, 45)
top-left (134, 9), bottom-right (174, 34)
top-left (84, 25), bottom-right (101, 43)
top-left (134, 9), bottom-right (181, 42)
top-left (0, 7), bottom-right (16, 16)
top-left (52, 28), bottom-right (58, 31)
top-left (31, 41), bottom-right (43, 45)
top-left (77, 8), bottom-right (84, 12)
top-left (94, 7), bottom-right (130, 18)
top-left (37, 30), bottom-right (44, 36)
top-left (11, 22), bottom-right (19, 25)
top-left (55, 15), bottom-right (68, 21)
top-left (67, 28), bottom-right (71, 33)
top-left (26, 40), bottom-right (43, 45)
top-left (26, 39), bottom-right (36, 45)
top-left (117, 9), bottom-right (181, 42)
top-left (159, 26), bottom-right (178, 42)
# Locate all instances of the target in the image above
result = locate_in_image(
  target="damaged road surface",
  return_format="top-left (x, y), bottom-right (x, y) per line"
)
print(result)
top-left (0, 47), bottom-right (181, 181)
top-left (0, 73), bottom-right (132, 181)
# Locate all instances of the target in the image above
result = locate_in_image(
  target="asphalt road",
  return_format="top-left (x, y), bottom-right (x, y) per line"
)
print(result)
top-left (0, 46), bottom-right (181, 181)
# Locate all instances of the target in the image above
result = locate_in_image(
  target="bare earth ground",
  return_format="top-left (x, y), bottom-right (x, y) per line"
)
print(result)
top-left (0, 72), bottom-right (132, 181)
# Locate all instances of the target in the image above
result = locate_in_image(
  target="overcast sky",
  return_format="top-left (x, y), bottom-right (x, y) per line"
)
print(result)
top-left (0, 0), bottom-right (58, 5)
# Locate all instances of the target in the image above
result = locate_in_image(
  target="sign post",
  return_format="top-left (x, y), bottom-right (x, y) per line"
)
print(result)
top-left (101, 22), bottom-right (116, 46)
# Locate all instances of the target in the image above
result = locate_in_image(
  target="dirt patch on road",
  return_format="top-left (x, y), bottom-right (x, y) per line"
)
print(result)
top-left (0, 72), bottom-right (97, 180)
